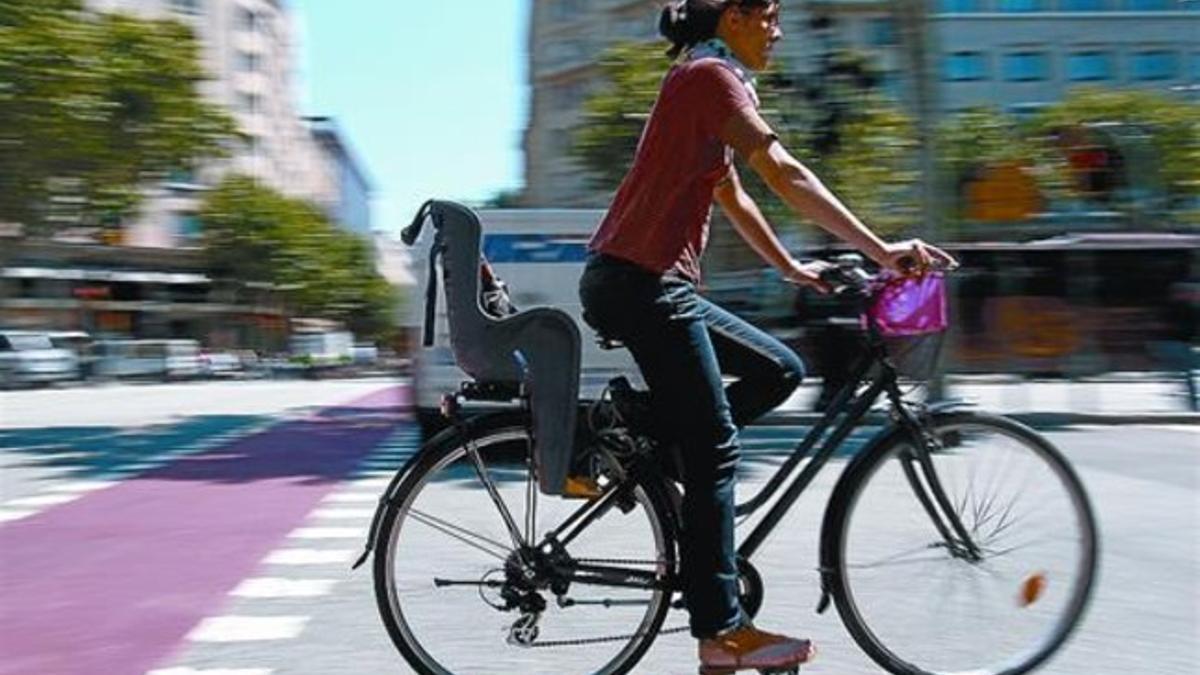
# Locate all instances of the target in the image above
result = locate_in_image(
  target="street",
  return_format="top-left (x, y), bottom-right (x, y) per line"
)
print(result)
top-left (0, 379), bottom-right (1196, 675)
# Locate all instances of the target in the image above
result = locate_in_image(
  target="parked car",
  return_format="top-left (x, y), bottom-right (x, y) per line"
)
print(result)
top-left (199, 351), bottom-right (243, 379)
top-left (94, 339), bottom-right (202, 381)
top-left (0, 330), bottom-right (80, 388)
top-left (47, 331), bottom-right (97, 379)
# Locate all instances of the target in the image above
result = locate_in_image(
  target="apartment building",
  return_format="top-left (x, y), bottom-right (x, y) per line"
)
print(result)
top-left (524, 0), bottom-right (1199, 207)
top-left (86, 0), bottom-right (371, 244)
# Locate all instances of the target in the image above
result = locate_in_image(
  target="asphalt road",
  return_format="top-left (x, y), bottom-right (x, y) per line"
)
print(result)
top-left (0, 379), bottom-right (1196, 675)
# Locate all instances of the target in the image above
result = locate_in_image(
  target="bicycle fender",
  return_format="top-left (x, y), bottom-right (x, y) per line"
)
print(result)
top-left (350, 410), bottom-right (531, 571)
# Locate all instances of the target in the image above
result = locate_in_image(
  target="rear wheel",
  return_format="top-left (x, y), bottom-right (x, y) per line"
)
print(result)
top-left (373, 424), bottom-right (677, 675)
top-left (825, 412), bottom-right (1098, 675)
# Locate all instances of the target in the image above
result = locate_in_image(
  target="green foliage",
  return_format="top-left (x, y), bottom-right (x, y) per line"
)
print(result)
top-left (935, 106), bottom-right (1041, 227)
top-left (824, 98), bottom-right (920, 233)
top-left (0, 0), bottom-right (235, 233)
top-left (570, 41), bottom-right (667, 192)
top-left (1030, 87), bottom-right (1200, 209)
top-left (200, 176), bottom-right (400, 343)
top-left (936, 90), bottom-right (1200, 228)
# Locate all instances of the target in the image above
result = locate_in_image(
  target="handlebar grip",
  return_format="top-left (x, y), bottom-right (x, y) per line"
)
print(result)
top-left (401, 200), bottom-right (435, 246)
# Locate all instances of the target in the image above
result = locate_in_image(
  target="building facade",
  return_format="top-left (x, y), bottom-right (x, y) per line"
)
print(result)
top-left (523, 0), bottom-right (1199, 207)
top-left (86, 0), bottom-right (369, 245)
top-left (305, 117), bottom-right (374, 236)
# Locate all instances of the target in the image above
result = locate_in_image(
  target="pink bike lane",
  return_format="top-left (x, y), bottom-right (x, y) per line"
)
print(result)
top-left (0, 385), bottom-right (409, 675)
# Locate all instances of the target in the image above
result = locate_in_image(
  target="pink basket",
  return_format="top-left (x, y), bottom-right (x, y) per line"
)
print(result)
top-left (866, 272), bottom-right (948, 337)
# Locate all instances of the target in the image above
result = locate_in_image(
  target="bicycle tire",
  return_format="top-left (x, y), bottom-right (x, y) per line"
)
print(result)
top-left (373, 423), bottom-right (678, 675)
top-left (822, 411), bottom-right (1098, 675)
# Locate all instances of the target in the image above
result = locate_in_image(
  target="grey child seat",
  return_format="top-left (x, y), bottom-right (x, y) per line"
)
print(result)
top-left (402, 200), bottom-right (582, 496)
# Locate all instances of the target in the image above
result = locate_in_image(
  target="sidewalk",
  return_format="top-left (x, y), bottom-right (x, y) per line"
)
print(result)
top-left (769, 373), bottom-right (1200, 425)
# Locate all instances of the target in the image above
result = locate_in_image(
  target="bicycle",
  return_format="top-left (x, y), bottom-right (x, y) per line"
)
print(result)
top-left (356, 202), bottom-right (1098, 675)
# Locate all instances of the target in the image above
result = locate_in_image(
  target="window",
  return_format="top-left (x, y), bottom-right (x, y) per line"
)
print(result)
top-left (542, 40), bottom-right (588, 72)
top-left (997, 0), bottom-right (1045, 10)
top-left (1067, 51), bottom-right (1113, 80)
top-left (237, 92), bottom-right (260, 114)
top-left (943, 52), bottom-right (989, 81)
top-left (550, 0), bottom-right (587, 22)
top-left (938, 0), bottom-right (983, 11)
top-left (236, 7), bottom-right (258, 32)
top-left (1130, 50), bottom-right (1178, 80)
top-left (1124, 0), bottom-right (1170, 8)
top-left (1060, 0), bottom-right (1107, 9)
top-left (175, 214), bottom-right (202, 240)
top-left (547, 80), bottom-right (588, 112)
top-left (1002, 52), bottom-right (1049, 81)
top-left (170, 0), bottom-right (201, 14)
top-left (868, 18), bottom-right (897, 47)
top-left (237, 51), bottom-right (261, 73)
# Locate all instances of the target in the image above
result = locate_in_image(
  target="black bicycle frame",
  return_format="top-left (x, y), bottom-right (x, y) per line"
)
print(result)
top-left (531, 294), bottom-right (982, 591)
top-left (731, 327), bottom-right (982, 564)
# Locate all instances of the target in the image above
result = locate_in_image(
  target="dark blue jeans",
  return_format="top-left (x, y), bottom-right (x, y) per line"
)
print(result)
top-left (578, 253), bottom-right (805, 638)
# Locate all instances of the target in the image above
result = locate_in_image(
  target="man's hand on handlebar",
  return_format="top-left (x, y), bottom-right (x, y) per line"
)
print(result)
top-left (782, 259), bottom-right (835, 294)
top-left (877, 239), bottom-right (958, 276)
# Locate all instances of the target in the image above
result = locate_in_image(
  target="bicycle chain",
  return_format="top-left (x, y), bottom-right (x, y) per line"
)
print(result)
top-left (526, 624), bottom-right (689, 648)
top-left (522, 556), bottom-right (682, 649)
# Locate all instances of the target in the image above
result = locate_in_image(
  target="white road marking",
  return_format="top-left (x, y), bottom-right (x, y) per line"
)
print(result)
top-left (289, 527), bottom-right (363, 540)
top-left (0, 509), bottom-right (37, 523)
top-left (231, 578), bottom-right (339, 598)
top-left (264, 548), bottom-right (357, 565)
top-left (5, 493), bottom-right (79, 508)
top-left (187, 616), bottom-right (309, 642)
top-left (147, 662), bottom-right (274, 667)
top-left (50, 480), bottom-right (120, 493)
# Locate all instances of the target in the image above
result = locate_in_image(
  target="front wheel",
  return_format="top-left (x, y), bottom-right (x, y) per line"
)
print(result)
top-left (824, 411), bottom-right (1098, 675)
top-left (373, 423), bottom-right (678, 675)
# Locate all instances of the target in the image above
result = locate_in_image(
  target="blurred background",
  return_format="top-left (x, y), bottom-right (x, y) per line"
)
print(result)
top-left (0, 1), bottom-right (1197, 674)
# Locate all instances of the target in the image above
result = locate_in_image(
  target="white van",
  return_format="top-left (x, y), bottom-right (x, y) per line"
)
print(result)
top-left (407, 209), bottom-right (640, 429)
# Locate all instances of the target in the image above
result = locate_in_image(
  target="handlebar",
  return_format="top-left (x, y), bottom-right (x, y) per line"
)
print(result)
top-left (817, 253), bottom-right (957, 298)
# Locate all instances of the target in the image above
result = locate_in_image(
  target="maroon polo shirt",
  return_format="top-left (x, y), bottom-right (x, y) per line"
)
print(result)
top-left (588, 58), bottom-right (756, 283)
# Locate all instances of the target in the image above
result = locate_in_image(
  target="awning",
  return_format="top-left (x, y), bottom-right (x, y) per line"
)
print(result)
top-left (1, 267), bottom-right (210, 284)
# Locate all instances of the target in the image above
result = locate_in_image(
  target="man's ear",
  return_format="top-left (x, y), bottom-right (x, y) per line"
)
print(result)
top-left (716, 5), bottom-right (740, 36)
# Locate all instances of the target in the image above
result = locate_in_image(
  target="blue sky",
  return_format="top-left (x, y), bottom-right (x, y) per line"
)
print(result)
top-left (292, 0), bottom-right (531, 234)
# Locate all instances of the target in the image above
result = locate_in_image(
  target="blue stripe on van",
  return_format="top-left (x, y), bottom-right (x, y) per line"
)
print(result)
top-left (483, 234), bottom-right (590, 264)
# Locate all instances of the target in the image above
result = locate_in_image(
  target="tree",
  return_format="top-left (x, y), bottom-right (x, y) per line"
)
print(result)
top-left (935, 107), bottom-right (1042, 233)
top-left (0, 0), bottom-right (235, 234)
top-left (199, 176), bottom-right (400, 343)
top-left (1029, 88), bottom-right (1199, 220)
top-left (570, 41), bottom-right (666, 193)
